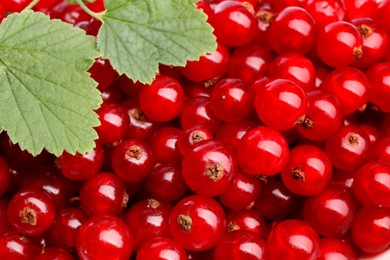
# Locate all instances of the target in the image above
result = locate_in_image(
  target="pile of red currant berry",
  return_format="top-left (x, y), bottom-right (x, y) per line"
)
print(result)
top-left (1, 0), bottom-right (390, 259)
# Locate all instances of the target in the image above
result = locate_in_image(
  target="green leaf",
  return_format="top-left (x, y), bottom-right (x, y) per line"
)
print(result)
top-left (0, 11), bottom-right (101, 156)
top-left (98, 0), bottom-right (216, 84)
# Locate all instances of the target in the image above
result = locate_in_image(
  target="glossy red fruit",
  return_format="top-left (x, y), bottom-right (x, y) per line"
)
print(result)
top-left (352, 207), bottom-right (390, 254)
top-left (303, 187), bottom-right (356, 238)
top-left (0, 200), bottom-right (9, 232)
top-left (112, 139), bottom-right (155, 182)
top-left (369, 136), bottom-right (390, 164)
top-left (169, 195), bottom-right (226, 251)
top-left (344, 0), bottom-right (376, 19)
top-left (182, 140), bottom-right (237, 197)
top-left (268, 53), bottom-right (316, 91)
top-left (95, 102), bottom-right (130, 144)
top-left (34, 248), bottom-right (73, 260)
top-left (177, 125), bottom-right (213, 155)
top-left (139, 75), bottom-right (185, 122)
top-left (281, 145), bottom-right (332, 196)
top-left (228, 44), bottom-right (272, 83)
top-left (317, 21), bottom-right (363, 68)
top-left (268, 219), bottom-right (320, 260)
top-left (320, 66), bottom-right (370, 115)
top-left (0, 157), bottom-right (10, 197)
top-left (219, 171), bottom-right (261, 210)
top-left (366, 62), bottom-right (390, 112)
top-left (255, 79), bottom-right (308, 130)
top-left (254, 178), bottom-right (302, 221)
top-left (226, 209), bottom-right (267, 238)
top-left (268, 7), bottom-right (316, 55)
top-left (88, 58), bottom-right (118, 90)
top-left (304, 0), bottom-right (346, 28)
top-left (0, 229), bottom-right (36, 259)
top-left (136, 237), bottom-right (187, 260)
top-left (296, 90), bottom-right (343, 140)
top-left (59, 142), bottom-right (104, 180)
top-left (49, 1), bottom-right (90, 25)
top-left (214, 230), bottom-right (268, 260)
top-left (2, 0), bottom-right (29, 12)
top-left (318, 238), bottom-right (357, 260)
top-left (80, 172), bottom-right (128, 216)
top-left (237, 126), bottom-right (289, 175)
top-left (146, 164), bottom-right (187, 203)
top-left (210, 78), bottom-right (254, 122)
top-left (150, 127), bottom-right (182, 164)
top-left (46, 208), bottom-right (87, 248)
top-left (76, 215), bottom-right (134, 260)
top-left (125, 199), bottom-right (172, 251)
top-left (215, 120), bottom-right (257, 152)
top-left (352, 161), bottom-right (390, 208)
top-left (181, 42), bottom-right (230, 83)
top-left (210, 1), bottom-right (257, 46)
top-left (330, 169), bottom-right (355, 190)
top-left (325, 125), bottom-right (370, 171)
top-left (7, 190), bottom-right (55, 236)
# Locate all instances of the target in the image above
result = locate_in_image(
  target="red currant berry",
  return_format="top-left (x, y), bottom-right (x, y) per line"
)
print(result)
top-left (137, 237), bottom-right (187, 260)
top-left (303, 187), bottom-right (357, 238)
top-left (352, 161), bottom-right (390, 208)
top-left (182, 140), bottom-right (237, 197)
top-left (0, 200), bottom-right (9, 232)
top-left (317, 21), bottom-right (363, 68)
top-left (352, 207), bottom-right (390, 254)
top-left (177, 125), bottom-right (213, 155)
top-left (255, 79), bottom-right (308, 130)
top-left (88, 58), bottom-right (118, 91)
top-left (139, 75), bottom-right (185, 122)
top-left (210, 1), bottom-right (257, 46)
top-left (325, 125), bottom-right (370, 171)
top-left (150, 127), bottom-right (182, 164)
top-left (76, 214), bottom-right (134, 259)
top-left (330, 169), bottom-right (355, 190)
top-left (304, 0), bottom-right (346, 28)
top-left (0, 157), bottom-right (10, 197)
top-left (268, 7), bottom-right (316, 55)
top-left (2, 0), bottom-right (29, 12)
top-left (226, 209), bottom-right (267, 238)
top-left (267, 219), bottom-right (320, 260)
top-left (112, 139), bottom-right (155, 182)
top-left (34, 248), bottom-right (73, 260)
top-left (49, 1), bottom-right (90, 25)
top-left (318, 238), bottom-right (357, 260)
top-left (366, 62), bottom-right (390, 113)
top-left (169, 195), bottom-right (226, 251)
top-left (210, 78), bottom-right (254, 122)
top-left (181, 42), bottom-right (230, 83)
top-left (7, 190), bottom-right (55, 236)
top-left (0, 229), bottom-right (36, 259)
top-left (237, 126), bottom-right (289, 175)
top-left (215, 120), bottom-right (257, 152)
top-left (344, 0), bottom-right (376, 19)
top-left (281, 145), bottom-right (332, 196)
top-left (369, 136), bottom-right (390, 164)
top-left (125, 199), bottom-right (172, 251)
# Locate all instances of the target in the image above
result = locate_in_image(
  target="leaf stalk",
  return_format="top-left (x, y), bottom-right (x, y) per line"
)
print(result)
top-left (75, 0), bottom-right (104, 21)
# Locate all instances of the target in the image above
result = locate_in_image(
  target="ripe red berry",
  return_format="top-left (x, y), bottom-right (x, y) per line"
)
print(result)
top-left (226, 209), bottom-right (267, 238)
top-left (177, 125), bottom-right (213, 155)
top-left (0, 157), bottom-right (10, 197)
top-left (34, 248), bottom-right (74, 260)
top-left (366, 62), bottom-right (390, 113)
top-left (304, 0), bottom-right (346, 28)
top-left (318, 238), bottom-right (357, 260)
top-left (150, 127), bottom-right (182, 164)
top-left (88, 58), bottom-right (118, 90)
top-left (136, 237), bottom-right (187, 260)
top-left (0, 229), bottom-right (36, 259)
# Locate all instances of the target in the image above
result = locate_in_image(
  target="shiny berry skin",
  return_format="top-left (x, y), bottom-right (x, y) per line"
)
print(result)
top-left (139, 75), bottom-right (185, 122)
top-left (369, 136), bottom-right (390, 164)
top-left (180, 42), bottom-right (230, 83)
top-left (95, 102), bottom-right (130, 144)
top-left (0, 200), bottom-right (8, 232)
top-left (325, 125), bottom-right (370, 171)
top-left (80, 172), bottom-right (128, 216)
top-left (215, 120), bottom-right (257, 152)
top-left (330, 169), bottom-right (355, 190)
top-left (268, 7), bottom-right (316, 55)
top-left (320, 66), bottom-right (370, 115)
top-left (351, 18), bottom-right (388, 69)
top-left (352, 207), bottom-right (390, 254)
top-left (303, 187), bottom-right (356, 238)
top-left (318, 238), bottom-right (357, 260)
top-left (344, 0), bottom-right (376, 19)
top-left (0, 229), bottom-right (36, 259)
top-left (304, 0), bottom-right (346, 28)
top-left (125, 199), bottom-right (172, 250)
top-left (317, 21), bottom-right (362, 68)
top-left (88, 58), bottom-right (118, 90)
top-left (0, 157), bottom-right (10, 197)
top-left (146, 164), bottom-right (187, 203)
top-left (352, 161), bottom-right (390, 208)
top-left (269, 0), bottom-right (306, 11)
top-left (59, 142), bottom-right (104, 180)
top-left (34, 248), bottom-right (74, 260)
top-left (210, 78), bottom-right (254, 122)
top-left (46, 208), bottom-right (87, 249)
top-left (209, 1), bottom-right (257, 46)
top-left (2, 0), bottom-right (29, 12)
top-left (237, 126), bottom-right (289, 175)
top-left (296, 90), bottom-right (343, 140)
top-left (268, 53), bottom-right (316, 91)
top-left (184, 82), bottom-right (211, 98)
top-left (226, 209), bottom-right (267, 238)
top-left (112, 139), bottom-right (155, 182)
top-left (180, 97), bottom-right (222, 133)
top-left (177, 125), bottom-right (213, 155)
top-left (255, 79), bottom-right (308, 130)
top-left (169, 195), bottom-right (226, 251)
top-left (281, 145), bottom-right (332, 196)
top-left (76, 214), bottom-right (134, 260)
top-left (228, 43), bottom-right (272, 83)
top-left (182, 140), bottom-right (237, 197)
top-left (214, 230), bottom-right (268, 260)
top-left (136, 237), bottom-right (187, 260)
top-left (7, 190), bottom-right (55, 236)
top-left (49, 1), bottom-right (90, 25)
top-left (268, 219), bottom-right (320, 260)
top-left (366, 62), bottom-right (390, 112)
top-left (150, 127), bottom-right (182, 164)
top-left (219, 171), bottom-right (261, 210)
top-left (255, 177), bottom-right (302, 221)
